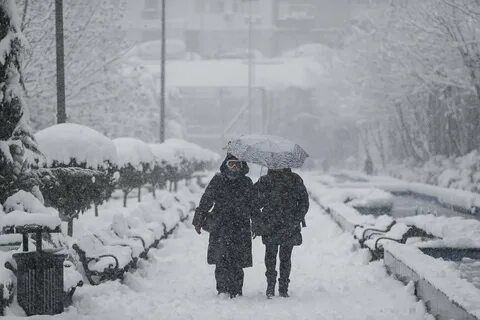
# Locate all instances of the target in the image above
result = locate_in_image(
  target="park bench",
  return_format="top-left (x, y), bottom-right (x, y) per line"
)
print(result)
top-left (92, 229), bottom-right (144, 264)
top-left (354, 221), bottom-right (397, 246)
top-left (362, 223), bottom-right (436, 260)
top-left (173, 195), bottom-right (195, 221)
top-left (63, 260), bottom-right (83, 307)
top-left (111, 214), bottom-right (156, 257)
top-left (72, 233), bottom-right (133, 285)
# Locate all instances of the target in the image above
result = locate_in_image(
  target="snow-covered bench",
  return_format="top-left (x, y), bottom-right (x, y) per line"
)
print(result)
top-left (72, 234), bottom-right (133, 285)
top-left (91, 229), bottom-right (145, 264)
top-left (110, 214), bottom-right (156, 259)
top-left (63, 260), bottom-right (83, 307)
top-left (361, 223), bottom-right (435, 260)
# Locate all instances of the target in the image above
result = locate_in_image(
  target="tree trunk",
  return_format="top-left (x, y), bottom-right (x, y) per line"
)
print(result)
top-left (138, 187), bottom-right (141, 202)
top-left (94, 204), bottom-right (99, 217)
top-left (67, 219), bottom-right (73, 237)
top-left (152, 185), bottom-right (156, 199)
top-left (123, 191), bottom-right (128, 208)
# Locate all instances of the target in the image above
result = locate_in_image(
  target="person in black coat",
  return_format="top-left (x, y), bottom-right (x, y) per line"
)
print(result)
top-left (253, 168), bottom-right (309, 298)
top-left (192, 154), bottom-right (256, 298)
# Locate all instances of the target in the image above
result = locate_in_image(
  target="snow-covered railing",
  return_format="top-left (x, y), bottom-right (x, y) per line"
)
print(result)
top-left (384, 242), bottom-right (480, 320)
top-left (326, 173), bottom-right (480, 216)
top-left (308, 177), bottom-right (480, 257)
top-left (310, 175), bottom-right (480, 320)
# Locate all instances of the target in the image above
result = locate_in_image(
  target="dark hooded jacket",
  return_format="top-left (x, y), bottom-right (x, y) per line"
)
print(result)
top-left (192, 155), bottom-right (255, 267)
top-left (253, 169), bottom-right (309, 246)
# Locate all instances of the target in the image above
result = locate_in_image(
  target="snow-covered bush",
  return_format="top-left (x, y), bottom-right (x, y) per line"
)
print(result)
top-left (114, 138), bottom-right (154, 207)
top-left (149, 143), bottom-right (177, 197)
top-left (3, 190), bottom-right (52, 214)
top-left (34, 124), bottom-right (119, 219)
top-left (161, 139), bottom-right (219, 190)
top-left (40, 167), bottom-right (105, 236)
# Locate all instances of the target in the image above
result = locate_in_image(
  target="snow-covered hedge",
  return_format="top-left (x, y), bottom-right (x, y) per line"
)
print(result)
top-left (32, 124), bottom-right (120, 232)
top-left (113, 138), bottom-right (155, 207)
top-left (34, 123), bottom-right (119, 169)
top-left (150, 139), bottom-right (219, 192)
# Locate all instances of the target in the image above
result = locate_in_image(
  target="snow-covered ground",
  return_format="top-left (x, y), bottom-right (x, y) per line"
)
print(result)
top-left (6, 188), bottom-right (433, 320)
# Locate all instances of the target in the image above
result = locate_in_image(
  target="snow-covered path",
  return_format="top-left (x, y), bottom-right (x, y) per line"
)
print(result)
top-left (31, 196), bottom-right (429, 320)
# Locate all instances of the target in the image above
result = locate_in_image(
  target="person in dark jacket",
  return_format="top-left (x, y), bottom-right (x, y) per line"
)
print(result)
top-left (192, 154), bottom-right (256, 298)
top-left (253, 168), bottom-right (309, 298)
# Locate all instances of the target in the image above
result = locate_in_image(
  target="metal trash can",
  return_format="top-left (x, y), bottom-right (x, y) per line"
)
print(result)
top-left (13, 251), bottom-right (67, 316)
top-left (2, 223), bottom-right (66, 316)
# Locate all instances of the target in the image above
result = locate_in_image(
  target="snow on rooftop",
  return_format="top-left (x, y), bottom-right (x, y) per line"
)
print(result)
top-left (113, 137), bottom-right (155, 168)
top-left (35, 123), bottom-right (118, 168)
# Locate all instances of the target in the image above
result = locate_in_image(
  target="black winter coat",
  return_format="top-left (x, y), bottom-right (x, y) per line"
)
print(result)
top-left (253, 169), bottom-right (309, 246)
top-left (192, 156), bottom-right (255, 268)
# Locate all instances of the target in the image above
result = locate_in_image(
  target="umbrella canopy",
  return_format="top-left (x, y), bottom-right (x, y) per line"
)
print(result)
top-left (226, 135), bottom-right (309, 169)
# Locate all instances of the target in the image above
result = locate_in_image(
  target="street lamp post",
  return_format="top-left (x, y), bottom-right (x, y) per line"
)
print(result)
top-left (160, 0), bottom-right (166, 143)
top-left (247, 0), bottom-right (254, 134)
top-left (55, 0), bottom-right (66, 124)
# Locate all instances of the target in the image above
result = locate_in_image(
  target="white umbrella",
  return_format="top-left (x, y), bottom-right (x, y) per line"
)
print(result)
top-left (226, 134), bottom-right (309, 169)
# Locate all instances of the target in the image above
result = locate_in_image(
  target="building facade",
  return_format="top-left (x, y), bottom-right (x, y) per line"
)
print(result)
top-left (124, 0), bottom-right (352, 57)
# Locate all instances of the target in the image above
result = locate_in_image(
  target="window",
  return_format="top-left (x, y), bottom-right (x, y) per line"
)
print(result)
top-left (142, 0), bottom-right (160, 19)
top-left (207, 0), bottom-right (225, 13)
top-left (195, 0), bottom-right (205, 13)
top-left (277, 3), bottom-right (315, 21)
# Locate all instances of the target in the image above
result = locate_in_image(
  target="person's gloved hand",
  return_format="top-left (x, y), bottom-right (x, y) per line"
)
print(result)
top-left (195, 225), bottom-right (202, 235)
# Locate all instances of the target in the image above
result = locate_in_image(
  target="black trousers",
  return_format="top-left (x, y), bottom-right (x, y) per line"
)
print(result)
top-left (215, 262), bottom-right (244, 295)
top-left (264, 244), bottom-right (294, 283)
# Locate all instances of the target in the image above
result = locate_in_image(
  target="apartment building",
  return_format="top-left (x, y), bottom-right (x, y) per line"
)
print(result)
top-left (124, 0), bottom-right (352, 57)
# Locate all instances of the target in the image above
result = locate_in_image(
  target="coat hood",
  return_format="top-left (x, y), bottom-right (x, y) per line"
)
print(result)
top-left (220, 154), bottom-right (249, 176)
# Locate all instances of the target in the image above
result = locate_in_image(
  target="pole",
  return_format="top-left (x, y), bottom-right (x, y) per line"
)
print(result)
top-left (247, 0), bottom-right (254, 134)
top-left (55, 0), bottom-right (66, 124)
top-left (160, 0), bottom-right (166, 142)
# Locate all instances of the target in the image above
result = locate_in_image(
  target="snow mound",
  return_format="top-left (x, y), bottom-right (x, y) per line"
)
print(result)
top-left (3, 190), bottom-right (53, 214)
top-left (113, 137), bottom-right (155, 168)
top-left (0, 210), bottom-right (61, 230)
top-left (35, 123), bottom-right (118, 168)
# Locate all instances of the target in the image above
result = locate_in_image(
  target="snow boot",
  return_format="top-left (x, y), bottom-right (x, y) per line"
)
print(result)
top-left (278, 278), bottom-right (290, 298)
top-left (266, 280), bottom-right (276, 299)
